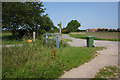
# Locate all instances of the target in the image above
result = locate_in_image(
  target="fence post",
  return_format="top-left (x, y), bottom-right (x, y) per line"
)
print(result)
top-left (33, 32), bottom-right (35, 41)
top-left (56, 34), bottom-right (59, 49)
top-left (46, 33), bottom-right (48, 43)
top-left (61, 34), bottom-right (62, 44)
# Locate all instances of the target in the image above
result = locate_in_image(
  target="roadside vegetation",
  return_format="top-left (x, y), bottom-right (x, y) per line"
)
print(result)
top-left (2, 37), bottom-right (103, 78)
top-left (62, 38), bottom-right (72, 42)
top-left (69, 32), bottom-right (120, 41)
top-left (95, 65), bottom-right (120, 78)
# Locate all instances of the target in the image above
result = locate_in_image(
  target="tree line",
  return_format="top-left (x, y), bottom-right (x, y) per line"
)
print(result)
top-left (2, 2), bottom-right (81, 39)
top-left (2, 2), bottom-right (58, 38)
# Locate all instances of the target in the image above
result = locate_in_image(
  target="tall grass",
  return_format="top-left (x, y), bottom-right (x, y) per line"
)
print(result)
top-left (2, 39), bottom-right (104, 78)
top-left (2, 32), bottom-right (26, 45)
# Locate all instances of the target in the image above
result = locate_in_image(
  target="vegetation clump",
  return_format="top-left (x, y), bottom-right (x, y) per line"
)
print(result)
top-left (95, 65), bottom-right (120, 78)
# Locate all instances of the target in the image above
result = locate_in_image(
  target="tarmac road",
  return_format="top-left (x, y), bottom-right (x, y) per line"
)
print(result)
top-left (60, 34), bottom-right (119, 78)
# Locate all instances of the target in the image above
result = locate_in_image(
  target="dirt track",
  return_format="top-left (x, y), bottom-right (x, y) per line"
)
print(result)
top-left (60, 35), bottom-right (119, 78)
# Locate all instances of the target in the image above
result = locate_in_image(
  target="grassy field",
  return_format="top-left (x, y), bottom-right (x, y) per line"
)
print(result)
top-left (69, 32), bottom-right (120, 41)
top-left (2, 39), bottom-right (103, 78)
top-left (2, 32), bottom-right (26, 45)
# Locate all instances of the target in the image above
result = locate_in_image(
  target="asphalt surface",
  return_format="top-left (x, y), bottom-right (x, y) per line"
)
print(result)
top-left (60, 34), bottom-right (119, 78)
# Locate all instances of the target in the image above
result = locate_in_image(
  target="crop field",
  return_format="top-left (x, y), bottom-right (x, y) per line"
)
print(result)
top-left (85, 32), bottom-right (119, 39)
top-left (70, 32), bottom-right (120, 41)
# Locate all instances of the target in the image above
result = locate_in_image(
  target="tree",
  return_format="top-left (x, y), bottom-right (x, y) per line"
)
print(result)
top-left (63, 20), bottom-right (81, 33)
top-left (2, 2), bottom-right (54, 38)
top-left (40, 15), bottom-right (54, 32)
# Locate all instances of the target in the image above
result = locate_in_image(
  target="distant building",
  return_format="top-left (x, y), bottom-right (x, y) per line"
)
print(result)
top-left (91, 29), bottom-right (97, 32)
top-left (85, 28), bottom-right (109, 32)
top-left (85, 29), bottom-right (97, 32)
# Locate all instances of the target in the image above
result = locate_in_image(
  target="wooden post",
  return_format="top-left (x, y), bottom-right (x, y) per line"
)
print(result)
top-left (60, 22), bottom-right (61, 34)
top-left (61, 34), bottom-right (62, 44)
top-left (56, 34), bottom-right (59, 49)
top-left (33, 32), bottom-right (35, 41)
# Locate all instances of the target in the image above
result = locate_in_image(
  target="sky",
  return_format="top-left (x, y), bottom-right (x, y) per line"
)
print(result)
top-left (42, 2), bottom-right (118, 30)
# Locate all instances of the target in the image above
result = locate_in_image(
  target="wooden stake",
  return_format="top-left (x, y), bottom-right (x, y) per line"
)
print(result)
top-left (33, 32), bottom-right (35, 41)
top-left (54, 50), bottom-right (56, 57)
top-left (60, 21), bottom-right (61, 34)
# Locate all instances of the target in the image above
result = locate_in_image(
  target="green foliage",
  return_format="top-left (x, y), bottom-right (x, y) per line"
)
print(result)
top-left (62, 20), bottom-right (81, 33)
top-left (2, 2), bottom-right (55, 38)
top-left (109, 29), bottom-right (119, 32)
top-left (40, 15), bottom-right (55, 32)
top-left (97, 29), bottom-right (108, 32)
top-left (63, 38), bottom-right (72, 42)
top-left (48, 27), bottom-right (59, 33)
top-left (74, 29), bottom-right (85, 32)
top-left (2, 32), bottom-right (26, 45)
top-left (2, 39), bottom-right (103, 78)
top-left (95, 65), bottom-right (120, 78)
top-left (3, 2), bottom-right (44, 30)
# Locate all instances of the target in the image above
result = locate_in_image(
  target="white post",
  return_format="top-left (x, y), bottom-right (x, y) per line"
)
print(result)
top-left (33, 32), bottom-right (35, 41)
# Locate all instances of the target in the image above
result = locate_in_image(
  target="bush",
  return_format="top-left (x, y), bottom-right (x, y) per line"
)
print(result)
top-left (11, 29), bottom-right (32, 39)
top-left (11, 29), bottom-right (47, 39)
top-left (62, 29), bottom-right (70, 34)
top-left (48, 29), bottom-right (58, 33)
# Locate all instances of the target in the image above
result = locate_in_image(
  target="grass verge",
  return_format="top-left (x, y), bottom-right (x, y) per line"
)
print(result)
top-left (95, 65), bottom-right (120, 78)
top-left (2, 39), bottom-right (104, 79)
top-left (69, 34), bottom-right (120, 41)
top-left (62, 38), bottom-right (72, 42)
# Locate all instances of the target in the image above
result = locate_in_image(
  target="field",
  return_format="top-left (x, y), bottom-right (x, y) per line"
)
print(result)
top-left (2, 32), bottom-right (104, 78)
top-left (70, 32), bottom-right (120, 41)
top-left (2, 32), bottom-right (26, 45)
